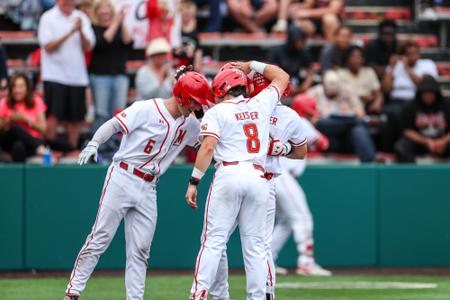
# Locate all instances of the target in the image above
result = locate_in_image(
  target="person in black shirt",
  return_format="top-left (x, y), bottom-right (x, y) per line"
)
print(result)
top-left (267, 25), bottom-right (314, 93)
top-left (89, 0), bottom-right (132, 128)
top-left (364, 20), bottom-right (399, 80)
top-left (395, 75), bottom-right (450, 162)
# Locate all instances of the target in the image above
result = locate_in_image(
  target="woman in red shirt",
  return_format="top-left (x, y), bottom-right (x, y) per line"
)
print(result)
top-left (0, 73), bottom-right (47, 162)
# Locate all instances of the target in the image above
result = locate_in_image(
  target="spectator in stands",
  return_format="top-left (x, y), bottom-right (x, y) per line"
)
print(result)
top-left (338, 45), bottom-right (383, 114)
top-left (395, 75), bottom-right (450, 162)
top-left (173, 0), bottom-right (202, 72)
top-left (135, 38), bottom-right (173, 100)
top-left (382, 40), bottom-right (438, 150)
top-left (319, 25), bottom-right (352, 72)
top-left (364, 20), bottom-right (399, 79)
top-left (0, 44), bottom-right (7, 92)
top-left (38, 0), bottom-right (96, 148)
top-left (76, 0), bottom-right (93, 18)
top-left (307, 70), bottom-right (376, 162)
top-left (227, 0), bottom-right (278, 33)
top-left (89, 0), bottom-right (132, 128)
top-left (273, 0), bottom-right (344, 41)
top-left (0, 73), bottom-right (47, 162)
top-left (267, 24), bottom-right (314, 93)
top-left (146, 0), bottom-right (181, 47)
top-left (383, 40), bottom-right (438, 103)
top-left (194, 0), bottom-right (223, 32)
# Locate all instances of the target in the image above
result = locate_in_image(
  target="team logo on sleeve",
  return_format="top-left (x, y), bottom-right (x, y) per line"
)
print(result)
top-left (201, 123), bottom-right (208, 131)
top-left (173, 129), bottom-right (187, 146)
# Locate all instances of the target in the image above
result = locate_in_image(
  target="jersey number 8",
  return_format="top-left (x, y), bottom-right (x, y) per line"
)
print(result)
top-left (243, 123), bottom-right (260, 153)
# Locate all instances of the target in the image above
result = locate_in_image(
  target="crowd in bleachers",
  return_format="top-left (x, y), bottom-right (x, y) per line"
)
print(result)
top-left (0, 0), bottom-right (449, 164)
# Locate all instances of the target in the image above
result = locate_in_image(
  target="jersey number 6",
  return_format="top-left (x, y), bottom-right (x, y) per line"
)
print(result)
top-left (144, 139), bottom-right (156, 154)
top-left (243, 123), bottom-right (260, 153)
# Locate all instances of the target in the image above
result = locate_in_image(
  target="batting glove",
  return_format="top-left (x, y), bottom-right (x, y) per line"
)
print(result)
top-left (78, 140), bottom-right (99, 165)
top-left (268, 139), bottom-right (292, 156)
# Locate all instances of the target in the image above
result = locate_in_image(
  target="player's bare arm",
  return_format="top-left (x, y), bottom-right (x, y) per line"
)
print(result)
top-left (231, 61), bottom-right (289, 96)
top-left (186, 136), bottom-right (218, 209)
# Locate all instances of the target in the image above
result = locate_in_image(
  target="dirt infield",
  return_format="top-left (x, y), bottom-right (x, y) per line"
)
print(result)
top-left (2, 268), bottom-right (450, 279)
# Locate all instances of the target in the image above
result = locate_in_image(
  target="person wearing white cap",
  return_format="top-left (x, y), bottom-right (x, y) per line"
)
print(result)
top-left (135, 37), bottom-right (174, 100)
top-left (306, 70), bottom-right (376, 162)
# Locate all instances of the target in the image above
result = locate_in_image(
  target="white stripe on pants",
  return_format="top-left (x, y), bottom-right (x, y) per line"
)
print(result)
top-left (210, 179), bottom-right (277, 299)
top-left (191, 163), bottom-right (270, 300)
top-left (65, 164), bottom-right (157, 300)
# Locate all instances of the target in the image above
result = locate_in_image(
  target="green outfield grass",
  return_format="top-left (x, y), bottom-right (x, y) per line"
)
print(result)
top-left (1, 274), bottom-right (450, 300)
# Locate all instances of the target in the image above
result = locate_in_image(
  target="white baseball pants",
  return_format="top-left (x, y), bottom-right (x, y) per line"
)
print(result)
top-left (190, 162), bottom-right (270, 300)
top-left (271, 171), bottom-right (314, 266)
top-left (210, 179), bottom-right (277, 299)
top-left (65, 163), bottom-right (157, 300)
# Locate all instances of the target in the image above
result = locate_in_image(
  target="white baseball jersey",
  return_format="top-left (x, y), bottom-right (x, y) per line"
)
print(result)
top-left (199, 85), bottom-right (281, 166)
top-left (113, 99), bottom-right (200, 175)
top-left (280, 117), bottom-right (321, 177)
top-left (265, 105), bottom-right (307, 175)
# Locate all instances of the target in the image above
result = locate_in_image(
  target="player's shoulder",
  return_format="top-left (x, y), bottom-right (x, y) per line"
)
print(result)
top-left (273, 104), bottom-right (300, 120)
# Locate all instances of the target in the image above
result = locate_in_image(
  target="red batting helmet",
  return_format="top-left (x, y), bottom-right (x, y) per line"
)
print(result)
top-left (211, 68), bottom-right (249, 98)
top-left (173, 71), bottom-right (212, 107)
top-left (250, 72), bottom-right (291, 97)
top-left (291, 94), bottom-right (319, 117)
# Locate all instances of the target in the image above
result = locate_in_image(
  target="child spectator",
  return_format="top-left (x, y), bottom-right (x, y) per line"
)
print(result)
top-left (89, 0), bottom-right (132, 128)
top-left (0, 73), bottom-right (47, 162)
top-left (338, 45), bottom-right (383, 114)
top-left (173, 0), bottom-right (202, 71)
top-left (227, 0), bottom-right (278, 32)
top-left (267, 25), bottom-right (314, 93)
top-left (364, 20), bottom-right (399, 79)
top-left (135, 37), bottom-right (173, 100)
top-left (395, 75), bottom-right (450, 162)
top-left (38, 0), bottom-right (96, 148)
top-left (319, 25), bottom-right (352, 72)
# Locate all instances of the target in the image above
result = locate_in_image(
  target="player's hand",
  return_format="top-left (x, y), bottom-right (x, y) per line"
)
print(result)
top-left (185, 184), bottom-right (198, 209)
top-left (268, 139), bottom-right (292, 156)
top-left (230, 61), bottom-right (251, 74)
top-left (78, 140), bottom-right (99, 165)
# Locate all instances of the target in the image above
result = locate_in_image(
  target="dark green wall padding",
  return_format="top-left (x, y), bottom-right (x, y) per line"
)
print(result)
top-left (1, 164), bottom-right (450, 271)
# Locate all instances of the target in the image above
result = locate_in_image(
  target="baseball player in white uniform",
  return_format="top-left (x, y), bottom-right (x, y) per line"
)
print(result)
top-left (271, 94), bottom-right (332, 276)
top-left (185, 61), bottom-right (290, 300)
top-left (63, 69), bottom-right (211, 300)
top-left (208, 71), bottom-right (308, 300)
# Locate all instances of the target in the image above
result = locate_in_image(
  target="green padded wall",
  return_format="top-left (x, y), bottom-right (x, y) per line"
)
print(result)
top-left (0, 164), bottom-right (447, 271)
top-left (378, 165), bottom-right (450, 266)
top-left (24, 165), bottom-right (126, 269)
top-left (277, 166), bottom-right (378, 267)
top-left (0, 165), bottom-right (24, 270)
